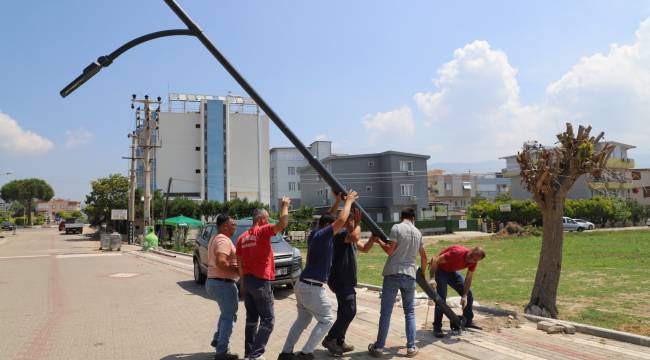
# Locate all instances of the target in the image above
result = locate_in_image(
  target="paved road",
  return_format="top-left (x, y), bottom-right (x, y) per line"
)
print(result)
top-left (1, 227), bottom-right (649, 360)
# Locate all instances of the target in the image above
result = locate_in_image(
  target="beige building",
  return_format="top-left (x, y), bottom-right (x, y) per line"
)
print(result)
top-left (630, 169), bottom-right (650, 209)
top-left (36, 198), bottom-right (81, 222)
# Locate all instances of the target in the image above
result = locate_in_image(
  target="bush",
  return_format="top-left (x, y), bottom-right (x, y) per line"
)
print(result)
top-left (14, 217), bottom-right (26, 226)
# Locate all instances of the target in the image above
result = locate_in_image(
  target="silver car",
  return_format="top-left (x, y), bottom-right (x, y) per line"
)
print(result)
top-left (573, 218), bottom-right (595, 230)
top-left (562, 217), bottom-right (585, 232)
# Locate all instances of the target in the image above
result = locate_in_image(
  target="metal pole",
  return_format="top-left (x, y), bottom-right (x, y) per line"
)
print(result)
top-left (159, 177), bottom-right (172, 242)
top-left (142, 98), bottom-right (153, 238)
top-left (163, 0), bottom-right (388, 240)
top-left (128, 132), bottom-right (138, 244)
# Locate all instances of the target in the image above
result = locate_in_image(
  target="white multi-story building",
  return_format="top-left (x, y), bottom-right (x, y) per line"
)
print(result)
top-left (139, 93), bottom-right (270, 204)
top-left (269, 141), bottom-right (331, 211)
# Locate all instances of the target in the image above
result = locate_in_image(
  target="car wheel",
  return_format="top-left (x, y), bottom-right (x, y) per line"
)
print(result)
top-left (193, 257), bottom-right (206, 284)
top-left (588, 225), bottom-right (594, 230)
top-left (577, 227), bottom-right (584, 232)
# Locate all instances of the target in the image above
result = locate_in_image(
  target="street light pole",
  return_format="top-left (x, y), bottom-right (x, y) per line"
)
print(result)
top-left (59, 0), bottom-right (390, 241)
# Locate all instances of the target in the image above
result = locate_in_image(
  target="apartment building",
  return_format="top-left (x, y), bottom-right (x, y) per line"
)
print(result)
top-left (141, 93), bottom-right (270, 203)
top-left (300, 151), bottom-right (430, 222)
top-left (269, 141), bottom-right (331, 211)
top-left (428, 171), bottom-right (511, 213)
top-left (630, 169), bottom-right (650, 209)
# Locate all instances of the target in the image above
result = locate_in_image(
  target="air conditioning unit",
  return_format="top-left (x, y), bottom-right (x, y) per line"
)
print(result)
top-left (407, 170), bottom-right (415, 176)
top-left (409, 196), bottom-right (417, 201)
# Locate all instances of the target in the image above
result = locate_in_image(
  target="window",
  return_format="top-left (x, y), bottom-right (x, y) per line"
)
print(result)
top-left (195, 124), bottom-right (201, 128)
top-left (270, 168), bottom-right (275, 178)
top-left (195, 169), bottom-right (201, 174)
top-left (366, 185), bottom-right (373, 192)
top-left (288, 182), bottom-right (296, 191)
top-left (195, 146), bottom-right (200, 151)
top-left (368, 161), bottom-right (375, 167)
top-left (445, 183), bottom-right (452, 191)
top-left (288, 167), bottom-right (296, 175)
top-left (297, 182), bottom-right (301, 191)
top-left (400, 184), bottom-right (414, 196)
top-left (400, 160), bottom-right (414, 172)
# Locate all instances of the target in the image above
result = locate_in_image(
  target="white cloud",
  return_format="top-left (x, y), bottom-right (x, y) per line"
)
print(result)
top-left (65, 128), bottom-right (94, 149)
top-left (544, 17), bottom-right (650, 146)
top-left (411, 40), bottom-right (550, 162)
top-left (356, 17), bottom-right (650, 165)
top-left (362, 106), bottom-right (415, 143)
top-left (0, 112), bottom-right (54, 154)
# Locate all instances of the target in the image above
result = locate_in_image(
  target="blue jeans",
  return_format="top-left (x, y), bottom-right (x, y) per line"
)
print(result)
top-left (243, 275), bottom-right (274, 359)
top-left (205, 278), bottom-right (239, 354)
top-left (433, 269), bottom-right (474, 331)
top-left (282, 280), bottom-right (334, 354)
top-left (374, 274), bottom-right (416, 349)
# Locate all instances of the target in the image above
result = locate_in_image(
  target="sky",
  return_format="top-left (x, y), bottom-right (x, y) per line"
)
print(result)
top-left (2, 0), bottom-right (650, 201)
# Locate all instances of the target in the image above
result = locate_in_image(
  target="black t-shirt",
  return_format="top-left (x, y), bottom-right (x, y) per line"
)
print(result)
top-left (327, 230), bottom-right (357, 288)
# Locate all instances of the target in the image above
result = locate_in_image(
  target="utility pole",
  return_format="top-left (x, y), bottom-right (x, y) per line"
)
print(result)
top-left (131, 94), bottom-right (161, 239)
top-left (158, 177), bottom-right (172, 241)
top-left (122, 131), bottom-right (139, 244)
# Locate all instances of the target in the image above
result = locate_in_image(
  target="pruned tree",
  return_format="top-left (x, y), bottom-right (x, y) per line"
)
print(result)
top-left (516, 123), bottom-right (613, 318)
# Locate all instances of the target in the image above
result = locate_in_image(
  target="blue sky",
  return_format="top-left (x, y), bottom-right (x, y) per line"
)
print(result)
top-left (2, 0), bottom-right (650, 201)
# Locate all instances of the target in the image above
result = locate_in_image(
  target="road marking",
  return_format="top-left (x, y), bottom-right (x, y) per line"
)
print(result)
top-left (109, 272), bottom-right (140, 278)
top-left (55, 253), bottom-right (122, 259)
top-left (0, 254), bottom-right (50, 260)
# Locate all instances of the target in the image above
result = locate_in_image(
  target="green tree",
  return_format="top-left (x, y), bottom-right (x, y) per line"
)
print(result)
top-left (288, 206), bottom-right (314, 231)
top-left (84, 174), bottom-right (129, 226)
top-left (610, 197), bottom-right (632, 225)
top-left (1, 178), bottom-right (54, 225)
top-left (626, 198), bottom-right (645, 225)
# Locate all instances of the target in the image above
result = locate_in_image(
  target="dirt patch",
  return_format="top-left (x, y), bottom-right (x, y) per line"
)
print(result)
top-left (478, 314), bottom-right (522, 333)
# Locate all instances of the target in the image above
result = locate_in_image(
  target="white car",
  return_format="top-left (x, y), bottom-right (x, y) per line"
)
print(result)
top-left (573, 218), bottom-right (595, 230)
top-left (646, 218), bottom-right (650, 227)
top-left (562, 217), bottom-right (585, 232)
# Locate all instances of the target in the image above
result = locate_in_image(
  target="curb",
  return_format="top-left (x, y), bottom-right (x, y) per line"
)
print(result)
top-left (358, 283), bottom-right (649, 348)
top-left (523, 313), bottom-right (650, 348)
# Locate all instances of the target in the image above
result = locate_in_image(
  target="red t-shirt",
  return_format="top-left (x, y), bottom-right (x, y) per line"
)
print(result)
top-left (236, 224), bottom-right (277, 280)
top-left (438, 245), bottom-right (477, 272)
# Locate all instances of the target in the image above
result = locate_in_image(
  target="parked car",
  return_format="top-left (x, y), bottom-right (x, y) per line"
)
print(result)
top-left (1, 221), bottom-right (13, 231)
top-left (562, 217), bottom-right (585, 232)
top-left (64, 218), bottom-right (84, 234)
top-left (573, 218), bottom-right (595, 230)
top-left (646, 218), bottom-right (650, 227)
top-left (193, 218), bottom-right (302, 287)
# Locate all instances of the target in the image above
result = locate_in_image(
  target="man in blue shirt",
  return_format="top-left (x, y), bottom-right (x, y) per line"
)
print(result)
top-left (321, 193), bottom-right (374, 356)
top-left (278, 189), bottom-right (358, 360)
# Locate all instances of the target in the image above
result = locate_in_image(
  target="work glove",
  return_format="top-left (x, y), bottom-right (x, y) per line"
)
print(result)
top-left (460, 295), bottom-right (468, 309)
top-left (428, 279), bottom-right (437, 289)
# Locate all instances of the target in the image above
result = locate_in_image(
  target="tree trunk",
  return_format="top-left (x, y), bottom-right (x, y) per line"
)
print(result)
top-left (525, 197), bottom-right (564, 318)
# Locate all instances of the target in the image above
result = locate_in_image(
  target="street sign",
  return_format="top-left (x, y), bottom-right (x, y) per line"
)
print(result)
top-left (111, 209), bottom-right (128, 220)
top-left (459, 220), bottom-right (467, 229)
top-left (499, 204), bottom-right (511, 212)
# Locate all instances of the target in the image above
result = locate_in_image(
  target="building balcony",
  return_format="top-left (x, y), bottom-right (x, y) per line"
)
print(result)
top-left (588, 181), bottom-right (633, 190)
top-left (501, 168), bottom-right (520, 177)
top-left (606, 158), bottom-right (635, 169)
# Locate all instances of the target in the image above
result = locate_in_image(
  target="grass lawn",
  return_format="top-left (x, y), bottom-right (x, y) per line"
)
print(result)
top-left (301, 229), bottom-right (650, 336)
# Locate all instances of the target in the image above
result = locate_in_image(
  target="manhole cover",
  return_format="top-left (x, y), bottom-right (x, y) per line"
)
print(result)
top-left (109, 272), bottom-right (139, 278)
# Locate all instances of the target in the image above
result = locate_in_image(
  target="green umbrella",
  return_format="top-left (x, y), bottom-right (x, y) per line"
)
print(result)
top-left (163, 215), bottom-right (203, 227)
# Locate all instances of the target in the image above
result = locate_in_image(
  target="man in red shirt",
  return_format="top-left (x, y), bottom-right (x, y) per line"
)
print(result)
top-left (428, 245), bottom-right (486, 338)
top-left (236, 197), bottom-right (290, 360)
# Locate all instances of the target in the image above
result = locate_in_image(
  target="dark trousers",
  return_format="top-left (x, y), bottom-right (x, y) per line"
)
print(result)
top-left (243, 275), bottom-right (274, 359)
top-left (325, 284), bottom-right (356, 344)
top-left (433, 269), bottom-right (474, 331)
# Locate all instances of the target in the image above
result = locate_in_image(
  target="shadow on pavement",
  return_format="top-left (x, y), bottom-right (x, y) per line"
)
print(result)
top-left (177, 280), bottom-right (211, 300)
top-left (160, 352), bottom-right (214, 360)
